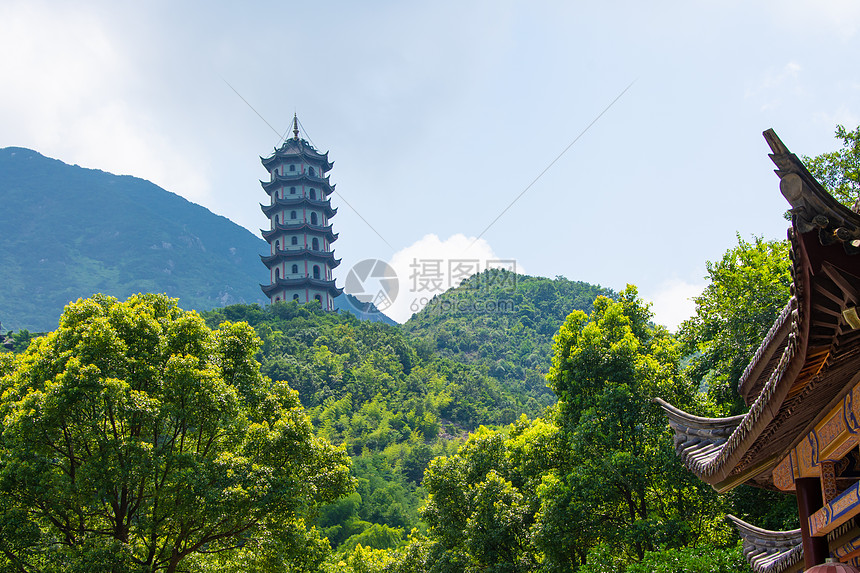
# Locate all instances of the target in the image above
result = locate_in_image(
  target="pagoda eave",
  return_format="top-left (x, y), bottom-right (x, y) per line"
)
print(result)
top-left (260, 175), bottom-right (333, 194)
top-left (260, 250), bottom-right (341, 268)
top-left (260, 277), bottom-right (343, 298)
top-left (261, 224), bottom-right (338, 243)
top-left (260, 142), bottom-right (333, 171)
top-left (260, 199), bottom-right (337, 218)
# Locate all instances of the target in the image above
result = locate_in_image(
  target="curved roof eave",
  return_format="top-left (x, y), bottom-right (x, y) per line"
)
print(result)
top-left (726, 514), bottom-right (803, 573)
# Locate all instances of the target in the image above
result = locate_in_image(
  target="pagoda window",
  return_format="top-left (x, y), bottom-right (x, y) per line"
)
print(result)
top-left (290, 186), bottom-right (296, 194)
top-left (275, 296), bottom-right (280, 302)
top-left (291, 236), bottom-right (298, 245)
top-left (275, 268), bottom-right (280, 279)
top-left (313, 265), bottom-right (320, 279)
top-left (275, 215), bottom-right (279, 225)
top-left (315, 294), bottom-right (322, 303)
top-left (312, 238), bottom-right (319, 250)
top-left (311, 212), bottom-right (318, 225)
top-left (309, 167), bottom-right (316, 176)
top-left (291, 211), bottom-right (297, 219)
top-left (292, 264), bottom-right (298, 274)
top-left (293, 294), bottom-right (299, 301)
top-left (275, 240), bottom-right (280, 250)
top-left (290, 164), bottom-right (296, 172)
top-left (309, 189), bottom-right (316, 200)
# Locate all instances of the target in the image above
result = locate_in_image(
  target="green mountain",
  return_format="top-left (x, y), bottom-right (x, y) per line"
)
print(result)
top-left (0, 147), bottom-right (392, 331)
top-left (403, 270), bottom-right (616, 411)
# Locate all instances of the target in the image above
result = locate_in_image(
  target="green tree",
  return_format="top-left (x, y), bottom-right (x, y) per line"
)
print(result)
top-left (544, 287), bottom-right (702, 565)
top-left (0, 293), bottom-right (352, 573)
top-left (678, 238), bottom-right (798, 531)
top-left (419, 425), bottom-right (538, 573)
top-left (803, 124), bottom-right (860, 209)
top-left (678, 236), bottom-right (791, 416)
top-left (402, 289), bottom-right (727, 572)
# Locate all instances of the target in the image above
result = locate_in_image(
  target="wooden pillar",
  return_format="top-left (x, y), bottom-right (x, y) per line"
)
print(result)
top-left (797, 477), bottom-right (830, 568)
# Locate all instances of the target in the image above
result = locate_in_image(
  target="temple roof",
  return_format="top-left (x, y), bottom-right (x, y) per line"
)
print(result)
top-left (727, 515), bottom-right (803, 573)
top-left (261, 222), bottom-right (338, 243)
top-left (659, 129), bottom-right (860, 492)
top-left (260, 249), bottom-right (341, 269)
top-left (260, 137), bottom-right (333, 171)
top-left (261, 197), bottom-right (337, 218)
top-left (261, 277), bottom-right (342, 298)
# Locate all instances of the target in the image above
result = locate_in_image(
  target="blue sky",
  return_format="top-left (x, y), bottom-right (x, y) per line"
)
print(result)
top-left (1, 1), bottom-right (858, 327)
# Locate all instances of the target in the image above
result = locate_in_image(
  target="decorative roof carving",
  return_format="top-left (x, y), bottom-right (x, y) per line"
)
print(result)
top-left (765, 128), bottom-right (860, 255)
top-left (727, 514), bottom-right (803, 573)
top-left (737, 300), bottom-right (795, 404)
top-left (655, 398), bottom-right (745, 471)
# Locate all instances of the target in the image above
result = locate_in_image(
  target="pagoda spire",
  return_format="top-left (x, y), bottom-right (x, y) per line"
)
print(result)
top-left (292, 113), bottom-right (299, 140)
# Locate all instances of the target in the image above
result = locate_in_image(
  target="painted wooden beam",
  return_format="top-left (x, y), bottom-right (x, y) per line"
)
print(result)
top-left (809, 480), bottom-right (860, 537)
top-left (774, 381), bottom-right (860, 491)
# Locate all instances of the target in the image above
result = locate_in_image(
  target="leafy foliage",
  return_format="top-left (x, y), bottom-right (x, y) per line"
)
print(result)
top-left (0, 293), bottom-right (352, 572)
top-left (678, 236), bottom-right (792, 416)
top-left (803, 124), bottom-right (860, 209)
top-left (581, 542), bottom-right (747, 573)
top-left (203, 300), bottom-right (531, 554)
top-left (391, 288), bottom-right (740, 572)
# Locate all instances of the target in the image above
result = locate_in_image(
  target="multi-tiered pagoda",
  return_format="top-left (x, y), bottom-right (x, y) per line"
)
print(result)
top-left (260, 116), bottom-right (342, 309)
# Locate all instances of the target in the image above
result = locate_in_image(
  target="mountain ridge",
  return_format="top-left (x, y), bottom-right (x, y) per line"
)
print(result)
top-left (0, 147), bottom-right (393, 330)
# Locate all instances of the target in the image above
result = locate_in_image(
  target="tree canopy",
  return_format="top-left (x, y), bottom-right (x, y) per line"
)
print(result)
top-left (678, 236), bottom-right (792, 416)
top-left (0, 293), bottom-right (352, 573)
top-left (384, 288), bottom-right (738, 573)
top-left (803, 124), bottom-right (860, 210)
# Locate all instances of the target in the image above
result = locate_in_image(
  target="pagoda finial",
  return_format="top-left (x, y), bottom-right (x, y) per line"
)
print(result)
top-left (292, 113), bottom-right (299, 140)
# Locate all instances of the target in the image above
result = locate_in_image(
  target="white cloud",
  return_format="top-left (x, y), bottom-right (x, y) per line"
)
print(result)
top-left (745, 61), bottom-right (803, 111)
top-left (367, 234), bottom-right (517, 323)
top-left (645, 278), bottom-right (705, 332)
top-left (0, 2), bottom-right (209, 203)
top-left (768, 0), bottom-right (860, 41)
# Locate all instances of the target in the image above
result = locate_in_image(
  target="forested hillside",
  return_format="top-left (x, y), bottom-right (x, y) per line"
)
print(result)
top-left (202, 301), bottom-right (536, 555)
top-left (404, 271), bottom-right (615, 412)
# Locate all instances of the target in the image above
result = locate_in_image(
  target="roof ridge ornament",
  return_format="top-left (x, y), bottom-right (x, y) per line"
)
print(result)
top-left (293, 113), bottom-right (300, 140)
